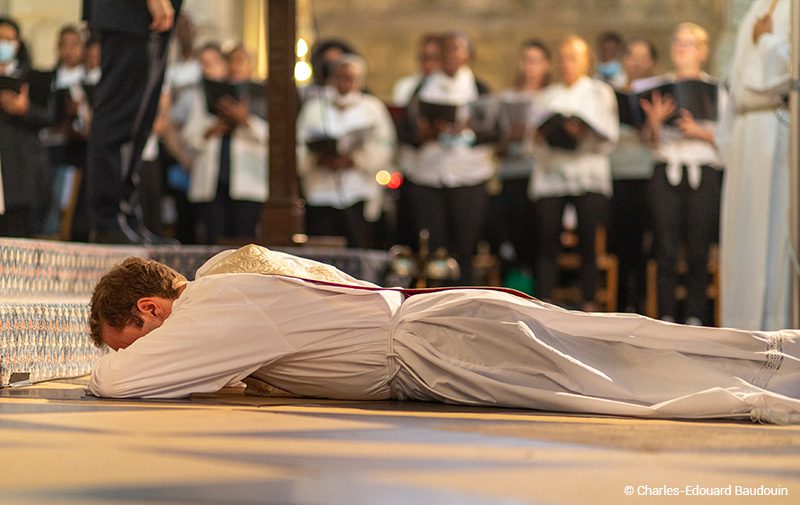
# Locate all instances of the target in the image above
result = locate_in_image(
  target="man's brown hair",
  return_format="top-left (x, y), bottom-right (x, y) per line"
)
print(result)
top-left (89, 257), bottom-right (186, 348)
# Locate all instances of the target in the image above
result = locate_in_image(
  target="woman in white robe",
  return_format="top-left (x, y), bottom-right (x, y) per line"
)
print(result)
top-left (531, 36), bottom-right (619, 310)
top-left (89, 244), bottom-right (800, 425)
top-left (717, 0), bottom-right (791, 331)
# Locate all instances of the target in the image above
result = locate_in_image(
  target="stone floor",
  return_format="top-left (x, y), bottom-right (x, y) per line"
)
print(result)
top-left (1, 379), bottom-right (798, 505)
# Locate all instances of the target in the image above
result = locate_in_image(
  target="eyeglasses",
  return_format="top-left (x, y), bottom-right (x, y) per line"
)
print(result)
top-left (671, 39), bottom-right (699, 49)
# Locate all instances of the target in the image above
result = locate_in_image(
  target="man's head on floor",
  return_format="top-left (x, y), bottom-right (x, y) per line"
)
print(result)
top-left (90, 258), bottom-right (188, 351)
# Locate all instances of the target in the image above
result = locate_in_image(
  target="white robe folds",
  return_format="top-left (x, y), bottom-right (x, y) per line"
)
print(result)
top-left (90, 245), bottom-right (800, 424)
top-left (717, 0), bottom-right (791, 331)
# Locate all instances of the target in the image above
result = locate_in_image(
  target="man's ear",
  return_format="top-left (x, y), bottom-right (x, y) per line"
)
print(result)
top-left (135, 297), bottom-right (163, 318)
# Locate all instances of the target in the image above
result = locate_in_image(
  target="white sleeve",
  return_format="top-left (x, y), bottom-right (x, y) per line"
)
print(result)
top-left (743, 32), bottom-right (791, 95)
top-left (295, 101), bottom-right (318, 176)
top-left (180, 92), bottom-right (217, 153)
top-left (351, 99), bottom-right (397, 177)
top-left (577, 82), bottom-right (619, 155)
top-left (88, 277), bottom-right (292, 399)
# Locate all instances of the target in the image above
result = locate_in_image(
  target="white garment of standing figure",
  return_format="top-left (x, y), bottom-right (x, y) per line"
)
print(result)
top-left (530, 76), bottom-right (619, 200)
top-left (89, 246), bottom-right (800, 424)
top-left (717, 0), bottom-right (791, 331)
top-left (296, 88), bottom-right (396, 220)
top-left (405, 67), bottom-right (494, 188)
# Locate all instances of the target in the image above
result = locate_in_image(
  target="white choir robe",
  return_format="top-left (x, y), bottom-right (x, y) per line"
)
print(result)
top-left (531, 76), bottom-right (619, 200)
top-left (717, 0), bottom-right (791, 331)
top-left (90, 245), bottom-right (800, 424)
top-left (296, 89), bottom-right (396, 221)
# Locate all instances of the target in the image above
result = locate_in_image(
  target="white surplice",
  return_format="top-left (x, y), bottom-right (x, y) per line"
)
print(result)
top-left (717, 0), bottom-right (791, 331)
top-left (531, 76), bottom-right (619, 199)
top-left (90, 245), bottom-right (800, 424)
top-left (296, 89), bottom-right (396, 220)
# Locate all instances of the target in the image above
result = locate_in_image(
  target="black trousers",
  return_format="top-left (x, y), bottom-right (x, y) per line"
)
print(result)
top-left (405, 181), bottom-right (489, 284)
top-left (87, 28), bottom-right (172, 235)
top-left (305, 202), bottom-right (372, 249)
top-left (534, 193), bottom-right (608, 302)
top-left (485, 177), bottom-right (536, 270)
top-left (649, 163), bottom-right (722, 323)
top-left (0, 207), bottom-right (33, 238)
top-left (609, 178), bottom-right (650, 312)
top-left (196, 186), bottom-right (262, 245)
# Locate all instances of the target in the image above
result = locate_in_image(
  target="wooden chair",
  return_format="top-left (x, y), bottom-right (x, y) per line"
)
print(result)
top-left (553, 225), bottom-right (619, 311)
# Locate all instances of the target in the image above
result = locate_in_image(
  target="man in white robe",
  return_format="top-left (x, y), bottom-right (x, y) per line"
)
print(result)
top-left (89, 244), bottom-right (800, 424)
top-left (717, 0), bottom-right (791, 330)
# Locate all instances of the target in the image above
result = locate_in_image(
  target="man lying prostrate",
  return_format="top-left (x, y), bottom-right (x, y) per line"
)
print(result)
top-left (89, 244), bottom-right (800, 424)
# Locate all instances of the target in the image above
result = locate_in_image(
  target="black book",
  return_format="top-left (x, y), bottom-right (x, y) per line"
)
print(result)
top-left (203, 78), bottom-right (244, 115)
top-left (614, 90), bottom-right (638, 127)
top-left (25, 70), bottom-right (55, 108)
top-left (0, 75), bottom-right (21, 93)
top-left (418, 100), bottom-right (459, 124)
top-left (306, 136), bottom-right (338, 157)
top-left (306, 127), bottom-right (372, 157)
top-left (632, 78), bottom-right (718, 126)
top-left (535, 113), bottom-right (605, 151)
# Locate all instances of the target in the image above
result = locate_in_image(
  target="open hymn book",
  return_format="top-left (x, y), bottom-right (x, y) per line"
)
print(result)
top-left (627, 76), bottom-right (719, 127)
top-left (305, 127), bottom-right (373, 157)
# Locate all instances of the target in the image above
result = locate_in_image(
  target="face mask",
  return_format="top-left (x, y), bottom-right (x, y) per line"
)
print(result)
top-left (0, 40), bottom-right (17, 63)
top-left (597, 60), bottom-right (621, 80)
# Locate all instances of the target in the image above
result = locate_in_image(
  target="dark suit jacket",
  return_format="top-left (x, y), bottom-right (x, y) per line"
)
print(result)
top-left (0, 71), bottom-right (53, 209)
top-left (86, 0), bottom-right (183, 36)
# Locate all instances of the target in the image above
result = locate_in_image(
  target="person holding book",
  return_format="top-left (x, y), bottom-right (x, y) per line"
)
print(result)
top-left (401, 32), bottom-right (498, 284)
top-left (637, 23), bottom-right (725, 326)
top-left (41, 25), bottom-right (90, 237)
top-left (717, 0), bottom-right (791, 331)
top-left (0, 17), bottom-right (53, 238)
top-left (296, 54), bottom-right (396, 248)
top-left (391, 33), bottom-right (442, 108)
top-left (608, 38), bottom-right (658, 313)
top-left (531, 35), bottom-right (619, 311)
top-left (490, 39), bottom-right (552, 286)
top-left (181, 42), bottom-right (268, 244)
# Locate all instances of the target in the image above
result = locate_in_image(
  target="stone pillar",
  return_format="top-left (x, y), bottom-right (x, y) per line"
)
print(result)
top-left (257, 0), bottom-right (305, 246)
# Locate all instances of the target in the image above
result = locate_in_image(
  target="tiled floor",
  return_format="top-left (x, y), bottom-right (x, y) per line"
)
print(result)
top-left (1, 379), bottom-right (798, 505)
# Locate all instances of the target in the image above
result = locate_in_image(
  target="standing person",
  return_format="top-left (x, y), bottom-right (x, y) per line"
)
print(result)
top-left (717, 0), bottom-right (791, 331)
top-left (639, 23), bottom-right (725, 326)
top-left (594, 31), bottom-right (626, 88)
top-left (182, 43), bottom-right (268, 245)
top-left (391, 33), bottom-right (442, 107)
top-left (300, 39), bottom-right (356, 104)
top-left (86, 244), bottom-right (800, 425)
top-left (296, 55), bottom-right (396, 249)
top-left (531, 35), bottom-right (619, 310)
top-left (608, 38), bottom-right (658, 313)
top-left (41, 25), bottom-right (89, 237)
top-left (85, 0), bottom-right (182, 244)
top-left (0, 17), bottom-right (52, 238)
top-left (491, 39), bottom-right (552, 285)
top-left (391, 33), bottom-right (441, 249)
top-left (402, 32), bottom-right (497, 284)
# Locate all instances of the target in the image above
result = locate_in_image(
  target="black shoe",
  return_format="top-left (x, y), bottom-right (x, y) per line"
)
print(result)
top-left (90, 225), bottom-right (144, 244)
